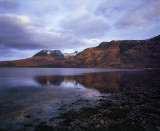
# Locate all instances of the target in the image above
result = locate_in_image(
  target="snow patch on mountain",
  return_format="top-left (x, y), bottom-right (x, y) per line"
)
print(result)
top-left (63, 51), bottom-right (78, 58)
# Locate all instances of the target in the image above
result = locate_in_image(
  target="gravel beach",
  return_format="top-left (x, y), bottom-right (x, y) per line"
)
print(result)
top-left (34, 76), bottom-right (160, 131)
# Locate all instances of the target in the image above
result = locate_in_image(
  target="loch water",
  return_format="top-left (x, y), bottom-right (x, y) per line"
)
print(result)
top-left (0, 68), bottom-right (159, 130)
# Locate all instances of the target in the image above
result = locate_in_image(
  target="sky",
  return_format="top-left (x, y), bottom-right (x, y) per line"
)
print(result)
top-left (0, 0), bottom-right (160, 61)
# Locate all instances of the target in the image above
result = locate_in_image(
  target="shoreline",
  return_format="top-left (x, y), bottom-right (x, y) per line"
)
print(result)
top-left (34, 77), bottom-right (160, 131)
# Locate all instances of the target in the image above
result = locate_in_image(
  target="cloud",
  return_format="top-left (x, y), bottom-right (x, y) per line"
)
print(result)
top-left (144, 1), bottom-right (160, 19)
top-left (0, 13), bottom-right (90, 51)
top-left (0, 14), bottom-right (41, 49)
top-left (0, 0), bottom-right (19, 13)
top-left (60, 0), bottom-right (90, 10)
top-left (0, 0), bottom-right (108, 55)
top-left (0, 0), bottom-right (19, 9)
top-left (22, 0), bottom-right (60, 17)
top-left (94, 0), bottom-right (160, 29)
top-left (116, 0), bottom-right (160, 28)
top-left (0, 48), bottom-right (38, 61)
top-left (94, 0), bottom-right (131, 17)
top-left (60, 10), bottom-right (110, 38)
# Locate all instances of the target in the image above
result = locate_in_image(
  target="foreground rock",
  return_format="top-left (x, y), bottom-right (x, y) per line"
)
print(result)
top-left (34, 77), bottom-right (160, 131)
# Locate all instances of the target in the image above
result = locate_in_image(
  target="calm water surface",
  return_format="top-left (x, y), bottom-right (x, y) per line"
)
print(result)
top-left (0, 68), bottom-right (159, 130)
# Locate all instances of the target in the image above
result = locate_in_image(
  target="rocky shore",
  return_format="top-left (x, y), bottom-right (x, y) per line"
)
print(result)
top-left (34, 77), bottom-right (160, 131)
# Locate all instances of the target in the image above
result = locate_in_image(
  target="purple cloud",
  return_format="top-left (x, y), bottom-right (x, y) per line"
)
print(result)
top-left (0, 14), bottom-right (41, 49)
top-left (116, 0), bottom-right (160, 28)
top-left (60, 10), bottom-right (110, 38)
top-left (0, 14), bottom-right (89, 51)
top-left (0, 0), bottom-right (19, 13)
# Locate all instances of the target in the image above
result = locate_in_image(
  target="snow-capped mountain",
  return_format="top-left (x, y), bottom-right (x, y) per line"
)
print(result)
top-left (63, 51), bottom-right (78, 58)
top-left (33, 50), bottom-right (64, 57)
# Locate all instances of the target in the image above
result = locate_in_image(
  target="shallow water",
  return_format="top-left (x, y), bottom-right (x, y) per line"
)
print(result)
top-left (0, 68), bottom-right (159, 130)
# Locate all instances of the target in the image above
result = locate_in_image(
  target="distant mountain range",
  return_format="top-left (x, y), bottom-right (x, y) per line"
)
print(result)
top-left (0, 35), bottom-right (160, 68)
top-left (34, 50), bottom-right (64, 57)
top-left (33, 50), bottom-right (78, 58)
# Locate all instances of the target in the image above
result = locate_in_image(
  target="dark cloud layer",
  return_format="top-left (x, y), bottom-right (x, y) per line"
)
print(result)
top-left (0, 14), bottom-right (89, 51)
top-left (0, 15), bottom-right (41, 49)
top-left (0, 0), bottom-right (19, 12)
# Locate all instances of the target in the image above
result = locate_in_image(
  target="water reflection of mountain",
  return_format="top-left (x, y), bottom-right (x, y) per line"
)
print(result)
top-left (34, 76), bottom-right (64, 86)
top-left (34, 70), bottom-right (158, 93)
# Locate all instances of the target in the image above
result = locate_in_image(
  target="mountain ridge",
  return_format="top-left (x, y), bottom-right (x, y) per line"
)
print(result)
top-left (0, 34), bottom-right (160, 68)
top-left (62, 34), bottom-right (160, 68)
top-left (33, 50), bottom-right (64, 57)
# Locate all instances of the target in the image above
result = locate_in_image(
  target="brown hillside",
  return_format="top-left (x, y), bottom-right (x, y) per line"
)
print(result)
top-left (0, 56), bottom-right (64, 67)
top-left (63, 36), bottom-right (160, 68)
